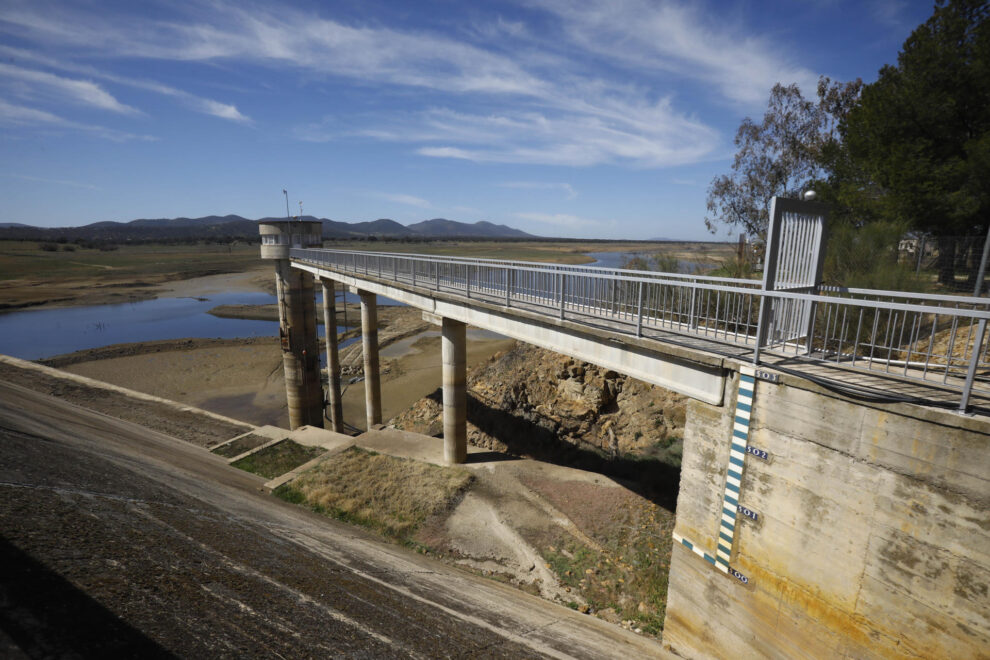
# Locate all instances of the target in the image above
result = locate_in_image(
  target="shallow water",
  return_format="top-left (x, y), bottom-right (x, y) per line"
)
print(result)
top-left (0, 293), bottom-right (283, 360)
top-left (585, 251), bottom-right (707, 273)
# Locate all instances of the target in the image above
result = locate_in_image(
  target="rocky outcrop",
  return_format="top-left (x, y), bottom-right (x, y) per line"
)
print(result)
top-left (391, 343), bottom-right (687, 474)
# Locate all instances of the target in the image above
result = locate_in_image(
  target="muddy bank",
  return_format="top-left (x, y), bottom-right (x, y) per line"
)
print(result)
top-left (0, 262), bottom-right (271, 312)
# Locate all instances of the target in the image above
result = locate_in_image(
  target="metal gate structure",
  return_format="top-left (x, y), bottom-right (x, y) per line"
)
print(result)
top-left (755, 196), bottom-right (828, 358)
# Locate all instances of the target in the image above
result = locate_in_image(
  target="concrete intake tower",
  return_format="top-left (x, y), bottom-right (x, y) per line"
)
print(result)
top-left (258, 219), bottom-right (324, 429)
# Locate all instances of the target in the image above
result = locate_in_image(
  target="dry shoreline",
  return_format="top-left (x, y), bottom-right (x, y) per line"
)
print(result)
top-left (48, 307), bottom-right (515, 431)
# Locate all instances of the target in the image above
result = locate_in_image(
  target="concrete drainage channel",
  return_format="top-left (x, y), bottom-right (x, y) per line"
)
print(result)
top-left (212, 424), bottom-right (356, 491)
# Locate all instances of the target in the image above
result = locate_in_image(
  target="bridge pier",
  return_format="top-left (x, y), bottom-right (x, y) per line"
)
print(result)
top-left (320, 278), bottom-right (343, 433)
top-left (359, 289), bottom-right (382, 429)
top-left (442, 318), bottom-right (467, 464)
top-left (275, 261), bottom-right (324, 430)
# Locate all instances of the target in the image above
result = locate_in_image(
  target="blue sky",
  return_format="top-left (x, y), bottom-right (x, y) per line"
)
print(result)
top-left (0, 0), bottom-right (932, 239)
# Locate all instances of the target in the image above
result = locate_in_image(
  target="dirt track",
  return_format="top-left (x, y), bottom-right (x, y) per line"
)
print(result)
top-left (0, 379), bottom-right (666, 658)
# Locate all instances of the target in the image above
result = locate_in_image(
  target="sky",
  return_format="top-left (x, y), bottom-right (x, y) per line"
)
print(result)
top-left (0, 0), bottom-right (934, 240)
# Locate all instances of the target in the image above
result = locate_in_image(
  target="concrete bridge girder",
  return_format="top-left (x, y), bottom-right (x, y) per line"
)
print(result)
top-left (293, 263), bottom-right (727, 407)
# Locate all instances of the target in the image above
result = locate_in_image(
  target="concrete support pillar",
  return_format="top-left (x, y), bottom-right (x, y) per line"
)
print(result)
top-left (442, 317), bottom-right (467, 464)
top-left (320, 278), bottom-right (343, 433)
top-left (359, 290), bottom-right (382, 429)
top-left (275, 261), bottom-right (323, 430)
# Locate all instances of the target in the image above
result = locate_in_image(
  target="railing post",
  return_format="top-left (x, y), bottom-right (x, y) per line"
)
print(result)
top-left (688, 279), bottom-right (698, 330)
top-left (753, 295), bottom-right (770, 365)
top-left (435, 262), bottom-right (440, 291)
top-left (505, 268), bottom-right (512, 307)
top-left (959, 318), bottom-right (987, 413)
top-left (412, 260), bottom-right (417, 287)
top-left (636, 281), bottom-right (644, 337)
top-left (559, 272), bottom-right (565, 319)
top-left (466, 264), bottom-right (471, 298)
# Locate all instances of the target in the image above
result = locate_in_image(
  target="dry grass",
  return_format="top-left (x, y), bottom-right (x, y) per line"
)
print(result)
top-left (275, 447), bottom-right (473, 541)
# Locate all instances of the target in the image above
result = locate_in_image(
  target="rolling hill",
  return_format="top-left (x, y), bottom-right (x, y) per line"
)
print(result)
top-left (0, 215), bottom-right (538, 242)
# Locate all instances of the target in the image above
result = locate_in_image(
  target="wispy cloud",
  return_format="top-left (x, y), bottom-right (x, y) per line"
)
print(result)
top-left (4, 173), bottom-right (100, 190)
top-left (0, 1), bottom-right (730, 167)
top-left (498, 181), bottom-right (577, 199)
top-left (0, 1), bottom-right (824, 164)
top-left (0, 46), bottom-right (251, 124)
top-left (0, 99), bottom-right (156, 141)
top-left (529, 0), bottom-right (820, 105)
top-left (378, 192), bottom-right (432, 209)
top-left (0, 62), bottom-right (139, 114)
top-left (513, 211), bottom-right (603, 228)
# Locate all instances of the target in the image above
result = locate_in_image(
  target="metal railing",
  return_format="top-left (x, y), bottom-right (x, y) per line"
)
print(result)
top-left (291, 248), bottom-right (990, 412)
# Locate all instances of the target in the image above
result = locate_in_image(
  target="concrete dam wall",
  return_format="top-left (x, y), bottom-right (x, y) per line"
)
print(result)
top-left (664, 367), bottom-right (990, 659)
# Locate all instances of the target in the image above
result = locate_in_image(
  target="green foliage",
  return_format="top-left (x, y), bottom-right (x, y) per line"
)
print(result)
top-left (838, 0), bottom-right (988, 285)
top-left (824, 220), bottom-right (928, 291)
top-left (620, 255), bottom-right (651, 270)
top-left (651, 253), bottom-right (680, 273)
top-left (705, 78), bottom-right (862, 239)
top-left (620, 252), bottom-right (680, 273)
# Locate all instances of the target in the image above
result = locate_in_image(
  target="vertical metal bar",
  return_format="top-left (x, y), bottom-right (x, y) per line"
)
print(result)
top-left (959, 318), bottom-right (987, 412)
top-left (559, 272), bottom-right (565, 319)
top-left (753, 295), bottom-right (767, 365)
top-left (467, 264), bottom-right (471, 298)
top-left (944, 319), bottom-right (959, 383)
top-left (851, 308), bottom-right (863, 365)
top-left (688, 281), bottom-right (697, 330)
top-left (921, 315), bottom-right (938, 379)
top-left (836, 307), bottom-right (848, 363)
top-left (636, 281), bottom-right (644, 337)
top-left (506, 268), bottom-right (512, 307)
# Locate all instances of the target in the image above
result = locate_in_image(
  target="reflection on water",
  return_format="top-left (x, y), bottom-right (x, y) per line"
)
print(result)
top-left (0, 292), bottom-right (282, 360)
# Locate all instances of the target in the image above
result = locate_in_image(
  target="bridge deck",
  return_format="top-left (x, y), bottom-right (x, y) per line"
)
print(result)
top-left (293, 252), bottom-right (990, 417)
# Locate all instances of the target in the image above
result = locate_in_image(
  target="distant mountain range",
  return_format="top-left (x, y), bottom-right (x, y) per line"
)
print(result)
top-left (0, 215), bottom-right (536, 242)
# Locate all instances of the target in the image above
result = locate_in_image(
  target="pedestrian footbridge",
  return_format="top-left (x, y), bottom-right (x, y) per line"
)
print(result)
top-left (258, 199), bottom-right (990, 659)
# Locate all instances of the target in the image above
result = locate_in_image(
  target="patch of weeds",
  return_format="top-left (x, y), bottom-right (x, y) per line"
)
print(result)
top-left (212, 433), bottom-right (274, 459)
top-left (541, 499), bottom-right (674, 636)
top-left (230, 440), bottom-right (325, 479)
top-left (275, 446), bottom-right (472, 543)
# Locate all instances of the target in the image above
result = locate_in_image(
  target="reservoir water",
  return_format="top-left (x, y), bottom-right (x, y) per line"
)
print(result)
top-left (0, 292), bottom-right (281, 361)
top-left (585, 251), bottom-right (709, 273)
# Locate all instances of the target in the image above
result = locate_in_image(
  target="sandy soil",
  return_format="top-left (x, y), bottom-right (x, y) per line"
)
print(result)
top-left (53, 324), bottom-right (515, 432)
top-left (156, 267), bottom-right (273, 297)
